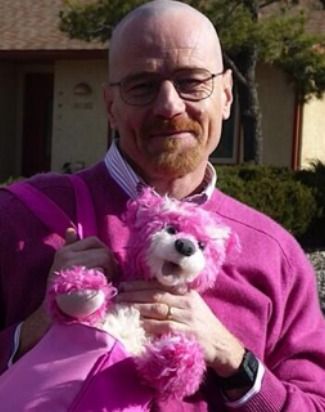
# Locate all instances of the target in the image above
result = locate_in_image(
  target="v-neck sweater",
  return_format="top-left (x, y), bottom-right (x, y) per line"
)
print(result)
top-left (0, 161), bottom-right (325, 411)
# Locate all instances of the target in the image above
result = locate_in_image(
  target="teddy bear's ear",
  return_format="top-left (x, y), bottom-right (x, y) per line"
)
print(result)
top-left (125, 186), bottom-right (162, 226)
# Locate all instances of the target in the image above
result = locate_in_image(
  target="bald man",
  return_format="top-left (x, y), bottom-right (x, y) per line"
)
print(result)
top-left (0, 1), bottom-right (325, 411)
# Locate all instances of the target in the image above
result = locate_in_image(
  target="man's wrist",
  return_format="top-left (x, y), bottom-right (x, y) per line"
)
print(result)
top-left (15, 306), bottom-right (51, 361)
top-left (212, 349), bottom-right (259, 391)
top-left (209, 342), bottom-right (246, 378)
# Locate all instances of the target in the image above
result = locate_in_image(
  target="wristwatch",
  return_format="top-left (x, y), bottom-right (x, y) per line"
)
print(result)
top-left (213, 349), bottom-right (259, 391)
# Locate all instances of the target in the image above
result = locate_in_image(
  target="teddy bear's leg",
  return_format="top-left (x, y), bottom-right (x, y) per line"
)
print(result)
top-left (135, 332), bottom-right (206, 400)
top-left (47, 266), bottom-right (116, 325)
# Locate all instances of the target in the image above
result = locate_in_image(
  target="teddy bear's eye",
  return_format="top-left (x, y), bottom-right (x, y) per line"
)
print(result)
top-left (198, 241), bottom-right (206, 251)
top-left (165, 225), bottom-right (177, 235)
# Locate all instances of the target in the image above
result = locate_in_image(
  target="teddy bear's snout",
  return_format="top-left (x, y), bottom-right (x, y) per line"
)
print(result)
top-left (174, 238), bottom-right (196, 257)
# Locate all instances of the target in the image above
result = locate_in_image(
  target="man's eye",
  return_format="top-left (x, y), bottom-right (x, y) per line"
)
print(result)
top-left (126, 81), bottom-right (156, 95)
top-left (177, 78), bottom-right (202, 90)
top-left (165, 225), bottom-right (177, 235)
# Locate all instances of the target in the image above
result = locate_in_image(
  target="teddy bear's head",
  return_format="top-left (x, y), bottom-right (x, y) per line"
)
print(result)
top-left (123, 188), bottom-right (239, 292)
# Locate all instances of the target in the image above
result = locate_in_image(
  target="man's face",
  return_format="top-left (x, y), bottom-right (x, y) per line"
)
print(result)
top-left (105, 12), bottom-right (232, 180)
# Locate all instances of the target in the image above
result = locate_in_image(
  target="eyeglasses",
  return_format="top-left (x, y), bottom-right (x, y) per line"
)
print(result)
top-left (109, 68), bottom-right (224, 106)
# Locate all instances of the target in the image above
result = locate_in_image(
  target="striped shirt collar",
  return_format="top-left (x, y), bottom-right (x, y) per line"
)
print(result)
top-left (104, 140), bottom-right (216, 203)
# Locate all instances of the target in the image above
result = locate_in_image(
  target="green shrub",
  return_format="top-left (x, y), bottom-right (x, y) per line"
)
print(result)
top-left (0, 176), bottom-right (22, 187)
top-left (295, 161), bottom-right (325, 248)
top-left (216, 164), bottom-right (317, 239)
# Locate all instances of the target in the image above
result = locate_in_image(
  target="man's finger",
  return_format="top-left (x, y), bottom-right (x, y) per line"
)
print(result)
top-left (118, 280), bottom-right (162, 292)
top-left (119, 280), bottom-right (188, 295)
top-left (64, 236), bottom-right (109, 252)
top-left (65, 227), bottom-right (79, 244)
top-left (115, 290), bottom-right (188, 311)
top-left (132, 302), bottom-right (170, 320)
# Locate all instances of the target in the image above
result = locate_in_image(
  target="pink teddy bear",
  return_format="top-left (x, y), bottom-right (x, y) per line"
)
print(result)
top-left (47, 188), bottom-right (239, 400)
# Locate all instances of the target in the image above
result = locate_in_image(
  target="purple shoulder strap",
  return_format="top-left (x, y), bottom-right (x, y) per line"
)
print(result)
top-left (4, 175), bottom-right (96, 239)
top-left (68, 174), bottom-right (97, 238)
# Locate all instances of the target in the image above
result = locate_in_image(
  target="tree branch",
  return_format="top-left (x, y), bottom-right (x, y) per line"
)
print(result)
top-left (259, 0), bottom-right (280, 9)
top-left (223, 53), bottom-right (249, 86)
top-left (217, 0), bottom-right (243, 29)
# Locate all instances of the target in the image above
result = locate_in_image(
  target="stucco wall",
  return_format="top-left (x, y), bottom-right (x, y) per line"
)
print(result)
top-left (300, 94), bottom-right (325, 168)
top-left (51, 59), bottom-right (108, 172)
top-left (257, 63), bottom-right (296, 167)
top-left (0, 63), bottom-right (18, 180)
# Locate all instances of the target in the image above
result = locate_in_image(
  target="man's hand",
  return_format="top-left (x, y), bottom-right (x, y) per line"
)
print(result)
top-left (116, 280), bottom-right (245, 378)
top-left (49, 227), bottom-right (116, 280)
top-left (16, 227), bottom-right (116, 361)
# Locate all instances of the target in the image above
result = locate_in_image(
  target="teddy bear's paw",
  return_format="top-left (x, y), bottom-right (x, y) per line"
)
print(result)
top-left (47, 266), bottom-right (117, 325)
top-left (55, 289), bottom-right (106, 319)
top-left (135, 332), bottom-right (205, 400)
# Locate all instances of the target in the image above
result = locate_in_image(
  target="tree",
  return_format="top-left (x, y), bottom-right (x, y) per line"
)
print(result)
top-left (59, 0), bottom-right (325, 163)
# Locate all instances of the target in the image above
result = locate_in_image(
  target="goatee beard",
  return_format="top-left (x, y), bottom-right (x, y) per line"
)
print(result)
top-left (139, 117), bottom-right (204, 177)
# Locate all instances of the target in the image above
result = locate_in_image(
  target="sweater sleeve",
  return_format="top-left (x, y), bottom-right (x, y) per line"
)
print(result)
top-left (227, 241), bottom-right (325, 411)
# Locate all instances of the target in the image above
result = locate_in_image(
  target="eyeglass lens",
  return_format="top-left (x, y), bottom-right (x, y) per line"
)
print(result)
top-left (119, 68), bottom-right (216, 105)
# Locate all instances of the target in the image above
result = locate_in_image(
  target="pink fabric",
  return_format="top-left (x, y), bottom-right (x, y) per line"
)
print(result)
top-left (6, 180), bottom-right (73, 238)
top-left (0, 162), bottom-right (325, 411)
top-left (68, 174), bottom-right (97, 238)
top-left (0, 175), bottom-right (152, 411)
top-left (68, 342), bottom-right (152, 412)
top-left (0, 324), bottom-right (151, 412)
top-left (5, 174), bottom-right (97, 239)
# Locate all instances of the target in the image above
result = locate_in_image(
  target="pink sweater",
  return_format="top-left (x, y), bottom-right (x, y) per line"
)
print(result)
top-left (0, 161), bottom-right (325, 411)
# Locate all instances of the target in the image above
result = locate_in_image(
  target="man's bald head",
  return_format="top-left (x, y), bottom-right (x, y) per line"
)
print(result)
top-left (109, 0), bottom-right (223, 78)
top-left (104, 0), bottom-right (232, 183)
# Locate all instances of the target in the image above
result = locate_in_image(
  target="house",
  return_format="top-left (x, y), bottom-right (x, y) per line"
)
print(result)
top-left (0, 0), bottom-right (108, 180)
top-left (0, 0), bottom-right (324, 181)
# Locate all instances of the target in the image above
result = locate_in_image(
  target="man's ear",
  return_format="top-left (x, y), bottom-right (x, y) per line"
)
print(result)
top-left (103, 84), bottom-right (117, 129)
top-left (221, 69), bottom-right (233, 120)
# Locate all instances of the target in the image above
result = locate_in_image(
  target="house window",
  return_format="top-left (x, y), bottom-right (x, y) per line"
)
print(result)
top-left (209, 87), bottom-right (239, 164)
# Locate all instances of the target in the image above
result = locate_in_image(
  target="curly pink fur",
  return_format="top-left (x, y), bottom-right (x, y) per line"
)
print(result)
top-left (47, 266), bottom-right (117, 325)
top-left (135, 333), bottom-right (206, 400)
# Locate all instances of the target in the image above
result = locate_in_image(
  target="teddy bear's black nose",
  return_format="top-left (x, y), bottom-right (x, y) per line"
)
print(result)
top-left (175, 238), bottom-right (196, 257)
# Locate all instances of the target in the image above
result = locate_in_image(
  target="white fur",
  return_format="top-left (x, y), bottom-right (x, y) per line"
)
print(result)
top-left (102, 305), bottom-right (147, 355)
top-left (146, 229), bottom-right (205, 287)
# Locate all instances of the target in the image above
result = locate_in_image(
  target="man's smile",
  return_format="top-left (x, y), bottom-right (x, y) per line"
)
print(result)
top-left (150, 130), bottom-right (194, 138)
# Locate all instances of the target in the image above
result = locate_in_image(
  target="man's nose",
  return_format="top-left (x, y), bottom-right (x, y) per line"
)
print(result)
top-left (152, 80), bottom-right (186, 118)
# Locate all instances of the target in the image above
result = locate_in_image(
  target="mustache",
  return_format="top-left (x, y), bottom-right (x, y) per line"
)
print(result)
top-left (141, 117), bottom-right (202, 138)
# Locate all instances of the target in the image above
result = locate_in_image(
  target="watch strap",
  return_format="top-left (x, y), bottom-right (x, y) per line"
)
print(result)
top-left (212, 349), bottom-right (259, 391)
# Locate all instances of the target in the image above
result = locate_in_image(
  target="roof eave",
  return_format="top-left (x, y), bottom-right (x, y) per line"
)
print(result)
top-left (0, 49), bottom-right (107, 62)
